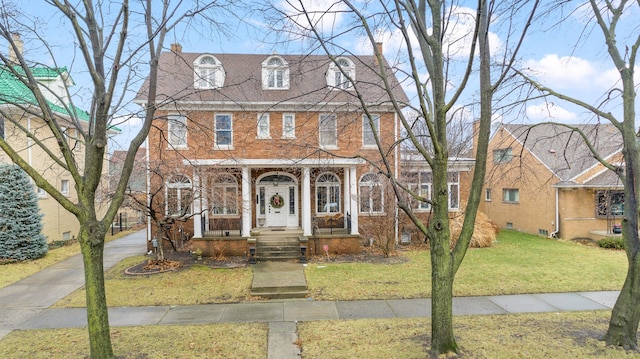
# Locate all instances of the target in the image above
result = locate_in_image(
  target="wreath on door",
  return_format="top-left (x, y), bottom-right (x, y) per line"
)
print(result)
top-left (270, 194), bottom-right (285, 208)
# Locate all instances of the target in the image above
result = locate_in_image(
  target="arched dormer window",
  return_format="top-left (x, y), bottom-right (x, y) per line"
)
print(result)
top-left (194, 55), bottom-right (225, 89)
top-left (262, 56), bottom-right (289, 90)
top-left (326, 57), bottom-right (355, 90)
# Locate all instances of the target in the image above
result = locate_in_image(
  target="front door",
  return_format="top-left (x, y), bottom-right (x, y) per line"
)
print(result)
top-left (266, 187), bottom-right (288, 227)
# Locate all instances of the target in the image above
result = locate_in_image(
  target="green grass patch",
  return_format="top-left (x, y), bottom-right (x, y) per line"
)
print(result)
top-left (53, 255), bottom-right (253, 307)
top-left (305, 229), bottom-right (627, 300)
top-left (0, 323), bottom-right (267, 358)
top-left (299, 311), bottom-right (640, 359)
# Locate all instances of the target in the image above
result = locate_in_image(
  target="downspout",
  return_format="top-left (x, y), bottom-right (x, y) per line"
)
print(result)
top-left (550, 187), bottom-right (559, 239)
top-left (394, 111), bottom-right (399, 244)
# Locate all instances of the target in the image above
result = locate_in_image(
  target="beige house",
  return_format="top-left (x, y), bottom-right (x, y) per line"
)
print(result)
top-left (480, 122), bottom-right (624, 240)
top-left (0, 35), bottom-right (105, 242)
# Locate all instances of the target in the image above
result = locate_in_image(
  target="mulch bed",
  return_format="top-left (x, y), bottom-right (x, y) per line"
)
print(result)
top-left (124, 246), bottom-right (410, 275)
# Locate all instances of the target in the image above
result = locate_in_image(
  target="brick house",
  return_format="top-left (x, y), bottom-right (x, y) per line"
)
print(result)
top-left (135, 43), bottom-right (413, 256)
top-left (480, 122), bottom-right (624, 240)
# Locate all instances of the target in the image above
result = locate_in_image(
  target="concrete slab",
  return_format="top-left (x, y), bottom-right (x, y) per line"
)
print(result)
top-left (269, 321), bottom-right (297, 333)
top-left (0, 308), bottom-right (45, 328)
top-left (387, 299), bottom-right (431, 318)
top-left (268, 331), bottom-right (300, 359)
top-left (453, 296), bottom-right (508, 316)
top-left (336, 300), bottom-right (395, 319)
top-left (160, 304), bottom-right (227, 325)
top-left (534, 293), bottom-right (609, 311)
top-left (580, 291), bottom-right (619, 308)
top-left (220, 302), bottom-right (284, 322)
top-left (108, 306), bottom-right (169, 327)
top-left (284, 301), bottom-right (339, 321)
top-left (251, 262), bottom-right (307, 292)
top-left (0, 329), bottom-right (12, 340)
top-left (20, 308), bottom-right (87, 329)
top-left (18, 268), bottom-right (85, 286)
top-left (489, 294), bottom-right (557, 313)
top-left (0, 284), bottom-right (81, 308)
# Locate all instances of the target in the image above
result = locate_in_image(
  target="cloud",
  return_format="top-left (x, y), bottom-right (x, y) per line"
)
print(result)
top-left (278, 0), bottom-right (347, 37)
top-left (524, 54), bottom-right (596, 89)
top-left (526, 102), bottom-right (577, 122)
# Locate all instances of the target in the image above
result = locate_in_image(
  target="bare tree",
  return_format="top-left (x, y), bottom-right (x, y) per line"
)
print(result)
top-left (270, 0), bottom-right (538, 354)
top-left (515, 0), bottom-right (640, 350)
top-left (0, 1), bottom-right (230, 357)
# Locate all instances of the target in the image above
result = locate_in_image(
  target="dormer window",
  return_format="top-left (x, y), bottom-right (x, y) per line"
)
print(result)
top-left (262, 56), bottom-right (289, 90)
top-left (327, 57), bottom-right (355, 89)
top-left (194, 55), bottom-right (225, 89)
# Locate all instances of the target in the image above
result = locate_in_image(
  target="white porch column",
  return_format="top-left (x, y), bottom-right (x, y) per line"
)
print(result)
top-left (192, 171), bottom-right (203, 238)
top-left (242, 166), bottom-right (252, 237)
top-left (302, 167), bottom-right (312, 236)
top-left (343, 167), bottom-right (350, 229)
top-left (349, 166), bottom-right (359, 234)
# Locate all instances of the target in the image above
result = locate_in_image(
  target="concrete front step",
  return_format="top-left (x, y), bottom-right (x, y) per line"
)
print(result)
top-left (256, 236), bottom-right (302, 262)
top-left (250, 262), bottom-right (308, 299)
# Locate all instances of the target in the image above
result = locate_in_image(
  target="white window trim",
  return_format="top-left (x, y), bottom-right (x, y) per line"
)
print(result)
top-left (282, 113), bottom-right (296, 139)
top-left (167, 114), bottom-right (188, 149)
top-left (165, 175), bottom-right (193, 216)
top-left (211, 174), bottom-right (239, 217)
top-left (257, 113), bottom-right (271, 139)
top-left (503, 188), bottom-right (520, 204)
top-left (359, 173), bottom-right (384, 214)
top-left (326, 57), bottom-right (355, 90)
top-left (214, 113), bottom-right (233, 149)
top-left (362, 114), bottom-right (380, 148)
top-left (262, 56), bottom-right (290, 90)
top-left (61, 179), bottom-right (70, 196)
top-left (193, 55), bottom-right (225, 89)
top-left (319, 113), bottom-right (338, 149)
top-left (316, 172), bottom-right (341, 215)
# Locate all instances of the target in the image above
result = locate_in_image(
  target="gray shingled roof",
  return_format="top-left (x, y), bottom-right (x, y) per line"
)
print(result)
top-left (500, 123), bottom-right (622, 184)
top-left (135, 50), bottom-right (409, 108)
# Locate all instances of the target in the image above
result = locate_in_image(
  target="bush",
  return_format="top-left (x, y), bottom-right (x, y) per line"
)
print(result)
top-left (597, 237), bottom-right (625, 250)
top-left (0, 164), bottom-right (47, 261)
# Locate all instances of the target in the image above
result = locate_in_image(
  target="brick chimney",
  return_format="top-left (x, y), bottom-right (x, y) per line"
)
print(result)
top-left (170, 43), bottom-right (182, 53)
top-left (9, 33), bottom-right (23, 63)
top-left (374, 42), bottom-right (383, 65)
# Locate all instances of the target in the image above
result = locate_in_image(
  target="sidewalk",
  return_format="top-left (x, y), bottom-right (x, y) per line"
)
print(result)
top-left (0, 229), bottom-right (148, 340)
top-left (0, 229), bottom-right (621, 358)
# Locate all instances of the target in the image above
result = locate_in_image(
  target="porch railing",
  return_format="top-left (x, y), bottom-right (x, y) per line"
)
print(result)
top-left (206, 217), bottom-right (242, 237)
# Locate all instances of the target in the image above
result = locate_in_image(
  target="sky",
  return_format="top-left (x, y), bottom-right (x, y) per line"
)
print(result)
top-left (12, 0), bottom-right (640, 150)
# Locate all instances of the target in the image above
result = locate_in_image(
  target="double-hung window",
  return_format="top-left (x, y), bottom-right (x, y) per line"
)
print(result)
top-left (167, 175), bottom-right (192, 216)
top-left (215, 114), bottom-right (233, 148)
top-left (319, 114), bottom-right (337, 148)
top-left (503, 188), bottom-right (519, 203)
top-left (257, 113), bottom-right (270, 139)
top-left (282, 113), bottom-right (295, 138)
top-left (359, 173), bottom-right (383, 214)
top-left (316, 173), bottom-right (340, 214)
top-left (362, 114), bottom-right (380, 147)
top-left (168, 114), bottom-right (187, 148)
top-left (211, 174), bottom-right (238, 216)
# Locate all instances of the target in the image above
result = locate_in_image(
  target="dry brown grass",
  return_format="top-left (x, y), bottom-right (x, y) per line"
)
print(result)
top-left (450, 211), bottom-right (497, 248)
top-left (0, 323), bottom-right (268, 358)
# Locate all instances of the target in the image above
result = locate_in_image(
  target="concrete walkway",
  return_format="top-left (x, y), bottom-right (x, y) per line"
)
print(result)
top-left (0, 230), bottom-right (622, 358)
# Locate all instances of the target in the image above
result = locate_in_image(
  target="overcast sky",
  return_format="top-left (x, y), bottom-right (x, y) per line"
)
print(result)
top-left (14, 1), bottom-right (640, 150)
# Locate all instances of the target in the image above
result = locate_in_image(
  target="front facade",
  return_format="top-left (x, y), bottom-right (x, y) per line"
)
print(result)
top-left (480, 123), bottom-right (624, 240)
top-left (137, 44), bottom-right (409, 251)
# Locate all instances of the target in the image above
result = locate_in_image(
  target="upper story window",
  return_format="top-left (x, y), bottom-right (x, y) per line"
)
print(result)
top-left (257, 113), bottom-right (270, 139)
top-left (362, 114), bottom-right (380, 147)
top-left (168, 114), bottom-right (187, 148)
top-left (262, 56), bottom-right (289, 90)
top-left (319, 113), bottom-right (337, 148)
top-left (61, 179), bottom-right (70, 195)
top-left (282, 113), bottom-right (295, 139)
top-left (316, 172), bottom-right (340, 214)
top-left (215, 114), bottom-right (233, 148)
top-left (404, 171), bottom-right (432, 210)
top-left (167, 175), bottom-right (193, 216)
top-left (327, 57), bottom-right (355, 89)
top-left (194, 55), bottom-right (225, 89)
top-left (493, 147), bottom-right (513, 163)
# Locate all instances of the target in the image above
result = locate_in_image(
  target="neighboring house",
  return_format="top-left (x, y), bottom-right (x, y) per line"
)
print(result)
top-left (0, 34), bottom-right (99, 242)
top-left (108, 148), bottom-right (147, 228)
top-left (480, 122), bottom-right (624, 240)
top-left (135, 42), bottom-right (414, 254)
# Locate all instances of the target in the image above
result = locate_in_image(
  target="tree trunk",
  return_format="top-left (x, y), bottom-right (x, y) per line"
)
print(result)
top-left (78, 222), bottom-right (115, 359)
top-left (429, 157), bottom-right (458, 354)
top-left (605, 251), bottom-right (640, 349)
